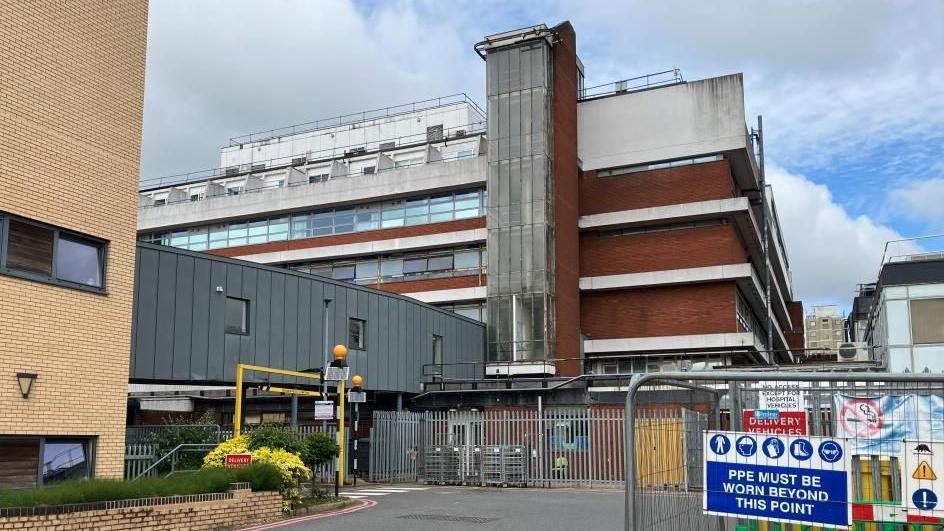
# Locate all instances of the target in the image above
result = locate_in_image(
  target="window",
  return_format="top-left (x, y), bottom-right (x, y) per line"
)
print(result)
top-left (56, 235), bottom-right (103, 287)
top-left (42, 439), bottom-right (90, 484)
top-left (601, 360), bottom-right (618, 375)
top-left (432, 334), bottom-right (443, 365)
top-left (1, 215), bottom-right (106, 291)
top-left (362, 166), bottom-right (376, 175)
top-left (0, 437), bottom-right (92, 488)
top-left (143, 189), bottom-right (485, 251)
top-left (911, 298), bottom-right (944, 345)
top-left (456, 149), bottom-right (474, 160)
top-left (596, 154), bottom-right (723, 177)
top-left (309, 173), bottom-right (329, 184)
top-left (227, 186), bottom-right (243, 196)
top-left (225, 297), bottom-right (249, 335)
top-left (349, 318), bottom-right (366, 349)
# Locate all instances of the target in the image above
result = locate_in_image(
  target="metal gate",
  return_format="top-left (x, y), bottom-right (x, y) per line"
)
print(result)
top-left (623, 371), bottom-right (944, 531)
top-left (369, 407), bottom-right (705, 488)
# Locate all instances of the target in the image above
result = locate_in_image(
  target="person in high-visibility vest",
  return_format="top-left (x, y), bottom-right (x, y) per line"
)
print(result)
top-left (553, 455), bottom-right (568, 478)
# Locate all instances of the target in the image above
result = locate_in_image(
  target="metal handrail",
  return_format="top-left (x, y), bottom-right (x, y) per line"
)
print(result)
top-left (227, 93), bottom-right (486, 146)
top-left (579, 69), bottom-right (684, 100)
top-left (140, 121), bottom-right (486, 192)
top-left (132, 443), bottom-right (218, 481)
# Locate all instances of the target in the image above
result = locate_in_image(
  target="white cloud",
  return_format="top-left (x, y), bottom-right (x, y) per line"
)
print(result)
top-left (766, 165), bottom-right (907, 306)
top-left (891, 178), bottom-right (944, 229)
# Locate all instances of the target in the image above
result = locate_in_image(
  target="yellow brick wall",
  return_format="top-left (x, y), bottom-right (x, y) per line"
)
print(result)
top-left (0, 0), bottom-right (148, 478)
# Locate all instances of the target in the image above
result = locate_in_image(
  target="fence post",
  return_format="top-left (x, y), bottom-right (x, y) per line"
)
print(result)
top-left (624, 373), bottom-right (644, 531)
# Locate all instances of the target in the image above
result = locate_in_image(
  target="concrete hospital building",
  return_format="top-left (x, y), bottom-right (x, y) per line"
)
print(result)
top-left (135, 23), bottom-right (804, 409)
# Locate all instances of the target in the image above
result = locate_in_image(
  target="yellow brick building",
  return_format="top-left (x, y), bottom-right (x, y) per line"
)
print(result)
top-left (0, 1), bottom-right (147, 486)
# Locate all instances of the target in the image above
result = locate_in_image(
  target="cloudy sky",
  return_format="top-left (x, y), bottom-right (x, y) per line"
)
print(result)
top-left (141, 0), bottom-right (944, 310)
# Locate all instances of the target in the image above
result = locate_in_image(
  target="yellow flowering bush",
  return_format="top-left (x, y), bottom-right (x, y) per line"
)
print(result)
top-left (203, 435), bottom-right (311, 509)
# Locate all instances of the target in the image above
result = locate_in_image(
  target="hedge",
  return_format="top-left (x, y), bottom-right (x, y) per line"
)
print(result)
top-left (0, 463), bottom-right (281, 508)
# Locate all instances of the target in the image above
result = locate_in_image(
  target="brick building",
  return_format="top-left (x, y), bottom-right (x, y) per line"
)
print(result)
top-left (0, 1), bottom-right (148, 486)
top-left (136, 23), bottom-right (802, 406)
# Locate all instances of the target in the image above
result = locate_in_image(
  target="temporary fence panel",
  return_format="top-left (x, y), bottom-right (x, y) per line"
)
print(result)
top-left (622, 372), bottom-right (944, 531)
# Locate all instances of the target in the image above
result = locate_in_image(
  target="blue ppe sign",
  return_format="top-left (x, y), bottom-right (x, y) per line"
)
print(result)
top-left (704, 431), bottom-right (851, 527)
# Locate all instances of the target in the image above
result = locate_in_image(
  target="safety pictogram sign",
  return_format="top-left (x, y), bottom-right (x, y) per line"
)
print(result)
top-left (903, 440), bottom-right (944, 517)
top-left (838, 398), bottom-right (883, 438)
top-left (914, 461), bottom-right (938, 481)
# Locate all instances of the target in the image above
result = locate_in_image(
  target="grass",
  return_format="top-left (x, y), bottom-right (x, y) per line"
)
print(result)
top-left (0, 463), bottom-right (282, 508)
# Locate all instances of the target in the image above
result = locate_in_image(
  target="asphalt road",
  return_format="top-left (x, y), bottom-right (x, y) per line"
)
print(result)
top-left (271, 484), bottom-right (624, 531)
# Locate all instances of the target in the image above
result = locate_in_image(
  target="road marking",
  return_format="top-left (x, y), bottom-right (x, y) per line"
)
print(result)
top-left (238, 499), bottom-right (377, 530)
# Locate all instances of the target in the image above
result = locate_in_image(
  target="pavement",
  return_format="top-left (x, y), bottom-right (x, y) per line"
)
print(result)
top-left (255, 483), bottom-right (624, 531)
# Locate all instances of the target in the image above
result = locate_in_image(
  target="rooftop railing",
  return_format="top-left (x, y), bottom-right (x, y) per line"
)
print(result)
top-left (578, 68), bottom-right (684, 100)
top-left (881, 234), bottom-right (944, 265)
top-left (140, 120), bottom-right (486, 192)
top-left (139, 147), bottom-right (485, 210)
top-left (226, 93), bottom-right (486, 147)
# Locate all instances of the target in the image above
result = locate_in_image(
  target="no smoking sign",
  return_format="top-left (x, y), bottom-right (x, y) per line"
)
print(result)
top-left (838, 398), bottom-right (883, 438)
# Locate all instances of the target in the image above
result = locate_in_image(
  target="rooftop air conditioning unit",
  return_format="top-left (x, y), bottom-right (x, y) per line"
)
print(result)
top-left (224, 166), bottom-right (239, 176)
top-left (451, 129), bottom-right (466, 138)
top-left (837, 342), bottom-right (870, 363)
top-left (379, 141), bottom-right (396, 151)
top-left (344, 147), bottom-right (367, 157)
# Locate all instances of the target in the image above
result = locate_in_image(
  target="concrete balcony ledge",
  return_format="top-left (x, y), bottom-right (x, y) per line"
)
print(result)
top-left (578, 197), bottom-right (749, 229)
top-left (584, 332), bottom-right (760, 354)
top-left (579, 263), bottom-right (752, 291)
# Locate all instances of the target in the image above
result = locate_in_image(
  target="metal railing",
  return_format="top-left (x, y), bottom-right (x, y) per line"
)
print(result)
top-left (227, 94), bottom-right (486, 146)
top-left (139, 124), bottom-right (485, 196)
top-left (579, 69), bottom-right (684, 100)
top-left (881, 234), bottom-right (944, 266)
top-left (132, 443), bottom-right (219, 480)
top-left (623, 371), bottom-right (944, 530)
top-left (125, 424), bottom-right (222, 444)
top-left (369, 408), bottom-right (632, 488)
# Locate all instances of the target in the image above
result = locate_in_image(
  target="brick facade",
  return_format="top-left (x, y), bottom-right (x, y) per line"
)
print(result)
top-left (0, 488), bottom-right (282, 530)
top-left (579, 160), bottom-right (738, 216)
top-left (579, 224), bottom-right (748, 277)
top-left (552, 22), bottom-right (582, 377)
top-left (580, 282), bottom-right (738, 339)
top-left (0, 0), bottom-right (147, 479)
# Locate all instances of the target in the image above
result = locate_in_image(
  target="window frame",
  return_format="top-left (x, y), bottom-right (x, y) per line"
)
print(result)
top-left (225, 296), bottom-right (250, 335)
top-left (349, 318), bottom-right (367, 350)
top-left (0, 212), bottom-right (108, 294)
top-left (0, 436), bottom-right (95, 488)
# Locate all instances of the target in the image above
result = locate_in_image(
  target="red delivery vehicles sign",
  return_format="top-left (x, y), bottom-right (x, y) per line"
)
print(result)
top-left (743, 409), bottom-right (808, 435)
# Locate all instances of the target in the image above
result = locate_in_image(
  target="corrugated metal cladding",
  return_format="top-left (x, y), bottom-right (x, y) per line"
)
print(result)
top-left (131, 243), bottom-right (484, 393)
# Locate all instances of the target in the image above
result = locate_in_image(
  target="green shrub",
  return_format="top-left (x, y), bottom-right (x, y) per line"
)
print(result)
top-left (153, 412), bottom-right (220, 472)
top-left (246, 425), bottom-right (303, 454)
top-left (203, 436), bottom-right (310, 510)
top-left (300, 433), bottom-right (339, 472)
top-left (0, 463), bottom-right (281, 508)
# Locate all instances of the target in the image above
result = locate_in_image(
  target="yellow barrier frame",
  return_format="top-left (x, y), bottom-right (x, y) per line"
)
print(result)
top-left (234, 363), bottom-right (324, 436)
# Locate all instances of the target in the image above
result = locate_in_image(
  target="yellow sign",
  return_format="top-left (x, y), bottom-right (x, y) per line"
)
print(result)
top-left (913, 460), bottom-right (938, 481)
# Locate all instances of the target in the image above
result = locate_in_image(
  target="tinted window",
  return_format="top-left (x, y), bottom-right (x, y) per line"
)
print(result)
top-left (56, 235), bottom-right (102, 287)
top-left (42, 440), bottom-right (89, 484)
top-left (225, 297), bottom-right (249, 334)
top-left (349, 318), bottom-right (366, 349)
top-left (6, 219), bottom-right (54, 276)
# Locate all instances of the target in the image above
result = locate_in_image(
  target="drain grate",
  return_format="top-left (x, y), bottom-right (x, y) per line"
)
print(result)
top-left (397, 514), bottom-right (499, 524)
